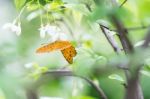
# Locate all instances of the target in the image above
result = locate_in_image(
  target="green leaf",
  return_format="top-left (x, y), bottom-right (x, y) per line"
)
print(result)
top-left (14, 0), bottom-right (26, 9)
top-left (134, 40), bottom-right (144, 47)
top-left (26, 4), bottom-right (39, 11)
top-left (108, 74), bottom-right (124, 82)
top-left (48, 0), bottom-right (64, 11)
top-left (141, 70), bottom-right (150, 77)
top-left (144, 58), bottom-right (150, 71)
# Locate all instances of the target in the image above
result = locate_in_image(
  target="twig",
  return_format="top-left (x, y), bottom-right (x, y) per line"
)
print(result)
top-left (100, 24), bottom-right (121, 53)
top-left (43, 70), bottom-right (108, 99)
top-left (120, 0), bottom-right (127, 7)
top-left (109, 25), bottom-right (150, 32)
top-left (111, 15), bottom-right (134, 54)
top-left (142, 28), bottom-right (150, 48)
top-left (98, 23), bottom-right (150, 34)
top-left (85, 2), bottom-right (122, 54)
top-left (124, 25), bottom-right (150, 31)
top-left (85, 3), bottom-right (92, 12)
top-left (74, 75), bottom-right (107, 99)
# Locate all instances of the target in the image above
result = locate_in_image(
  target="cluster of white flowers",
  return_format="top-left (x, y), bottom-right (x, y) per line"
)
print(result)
top-left (39, 24), bottom-right (68, 41)
top-left (2, 5), bottom-right (27, 36)
top-left (2, 5), bottom-right (68, 41)
top-left (2, 20), bottom-right (21, 36)
top-left (3, 21), bottom-right (68, 41)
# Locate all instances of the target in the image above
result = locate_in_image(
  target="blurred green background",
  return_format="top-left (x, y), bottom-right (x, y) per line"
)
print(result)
top-left (0, 0), bottom-right (150, 99)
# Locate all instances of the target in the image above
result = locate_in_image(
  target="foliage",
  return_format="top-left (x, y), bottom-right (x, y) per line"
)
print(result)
top-left (0, 0), bottom-right (150, 99)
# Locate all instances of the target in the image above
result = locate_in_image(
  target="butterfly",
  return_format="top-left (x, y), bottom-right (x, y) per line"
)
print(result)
top-left (36, 40), bottom-right (77, 64)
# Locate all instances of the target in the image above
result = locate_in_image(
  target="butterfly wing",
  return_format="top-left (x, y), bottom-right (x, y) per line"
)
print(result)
top-left (36, 40), bottom-right (72, 53)
top-left (61, 46), bottom-right (77, 64)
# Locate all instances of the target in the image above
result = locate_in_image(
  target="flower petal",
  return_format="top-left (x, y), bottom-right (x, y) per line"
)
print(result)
top-left (46, 25), bottom-right (58, 36)
top-left (3, 22), bottom-right (21, 36)
top-left (39, 25), bottom-right (47, 38)
top-left (40, 29), bottom-right (46, 38)
top-left (2, 23), bottom-right (13, 29)
top-left (12, 22), bottom-right (21, 36)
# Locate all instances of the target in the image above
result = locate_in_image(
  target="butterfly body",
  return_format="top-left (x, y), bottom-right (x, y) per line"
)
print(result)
top-left (36, 40), bottom-right (77, 64)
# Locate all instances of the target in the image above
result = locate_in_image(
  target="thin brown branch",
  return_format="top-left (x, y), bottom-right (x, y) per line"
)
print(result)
top-left (109, 25), bottom-right (150, 32)
top-left (98, 24), bottom-right (150, 34)
top-left (142, 28), bottom-right (150, 48)
top-left (86, 1), bottom-right (121, 54)
top-left (85, 3), bottom-right (92, 12)
top-left (125, 25), bottom-right (150, 31)
top-left (100, 24), bottom-right (121, 53)
top-left (111, 15), bottom-right (134, 54)
top-left (74, 75), bottom-right (107, 99)
top-left (110, 15), bottom-right (135, 90)
top-left (43, 70), bottom-right (108, 99)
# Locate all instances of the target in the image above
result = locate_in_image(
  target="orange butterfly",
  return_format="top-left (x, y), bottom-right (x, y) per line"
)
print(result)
top-left (36, 40), bottom-right (77, 64)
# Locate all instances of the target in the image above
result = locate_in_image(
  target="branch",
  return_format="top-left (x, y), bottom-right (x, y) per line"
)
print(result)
top-left (120, 0), bottom-right (127, 7)
top-left (142, 28), bottom-right (150, 48)
top-left (74, 75), bottom-right (107, 99)
top-left (111, 0), bottom-right (127, 8)
top-left (100, 19), bottom-right (130, 84)
top-left (111, 16), bottom-right (144, 99)
top-left (43, 70), bottom-right (108, 99)
top-left (109, 25), bottom-right (150, 32)
top-left (111, 15), bottom-right (134, 54)
top-left (124, 25), bottom-right (150, 31)
top-left (125, 66), bottom-right (143, 99)
top-left (100, 24), bottom-right (121, 53)
top-left (86, 1), bottom-right (143, 99)
top-left (85, 1), bottom-right (122, 54)
top-left (85, 3), bottom-right (92, 12)
top-left (26, 89), bottom-right (38, 99)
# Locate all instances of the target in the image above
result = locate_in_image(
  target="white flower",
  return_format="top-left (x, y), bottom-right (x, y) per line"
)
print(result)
top-left (3, 21), bottom-right (21, 36)
top-left (24, 62), bottom-right (35, 69)
top-left (46, 25), bottom-right (58, 36)
top-left (50, 32), bottom-right (68, 42)
top-left (39, 24), bottom-right (58, 38)
top-left (39, 25), bottom-right (47, 38)
top-left (39, 24), bottom-right (68, 41)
